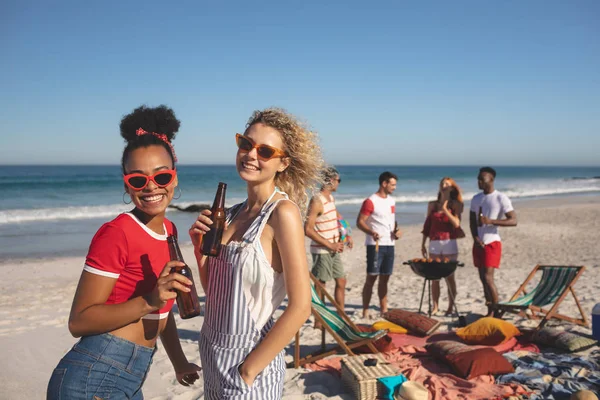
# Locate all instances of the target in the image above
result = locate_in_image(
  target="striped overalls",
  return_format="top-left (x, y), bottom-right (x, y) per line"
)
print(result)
top-left (199, 193), bottom-right (287, 399)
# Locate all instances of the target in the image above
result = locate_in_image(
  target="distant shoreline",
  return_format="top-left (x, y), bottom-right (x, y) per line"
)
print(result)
top-left (1, 193), bottom-right (598, 265)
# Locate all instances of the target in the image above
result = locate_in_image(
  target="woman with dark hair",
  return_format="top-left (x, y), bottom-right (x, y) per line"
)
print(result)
top-left (47, 105), bottom-right (200, 399)
top-left (189, 107), bottom-right (323, 399)
top-left (421, 177), bottom-right (465, 315)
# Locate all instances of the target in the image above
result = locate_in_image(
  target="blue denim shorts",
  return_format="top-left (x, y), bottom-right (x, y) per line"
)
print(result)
top-left (366, 245), bottom-right (395, 275)
top-left (47, 333), bottom-right (156, 400)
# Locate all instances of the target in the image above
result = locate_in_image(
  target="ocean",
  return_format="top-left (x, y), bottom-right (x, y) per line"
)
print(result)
top-left (1, 165), bottom-right (599, 261)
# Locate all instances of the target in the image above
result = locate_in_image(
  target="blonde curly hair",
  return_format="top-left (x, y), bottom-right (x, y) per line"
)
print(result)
top-left (245, 107), bottom-right (324, 212)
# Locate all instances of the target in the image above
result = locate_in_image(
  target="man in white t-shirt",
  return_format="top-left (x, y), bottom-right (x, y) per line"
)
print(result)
top-left (357, 171), bottom-right (402, 318)
top-left (469, 166), bottom-right (517, 317)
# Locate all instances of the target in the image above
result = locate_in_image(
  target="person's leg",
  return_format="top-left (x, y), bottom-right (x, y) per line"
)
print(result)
top-left (478, 266), bottom-right (491, 304)
top-left (363, 245), bottom-right (379, 318)
top-left (444, 252), bottom-right (458, 315)
top-left (334, 277), bottom-right (346, 310)
top-left (362, 275), bottom-right (378, 318)
top-left (482, 267), bottom-right (498, 316)
top-left (377, 274), bottom-right (390, 313)
top-left (430, 252), bottom-right (443, 314)
top-left (331, 253), bottom-right (347, 309)
top-left (377, 246), bottom-right (394, 314)
top-left (311, 253), bottom-right (333, 328)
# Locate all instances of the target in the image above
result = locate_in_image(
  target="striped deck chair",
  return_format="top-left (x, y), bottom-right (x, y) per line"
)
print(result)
top-left (291, 274), bottom-right (387, 368)
top-left (493, 265), bottom-right (589, 329)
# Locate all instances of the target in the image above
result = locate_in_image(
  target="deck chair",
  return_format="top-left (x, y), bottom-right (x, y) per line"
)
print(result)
top-left (493, 265), bottom-right (589, 329)
top-left (291, 274), bottom-right (387, 368)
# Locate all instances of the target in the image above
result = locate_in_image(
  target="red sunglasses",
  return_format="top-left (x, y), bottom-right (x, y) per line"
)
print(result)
top-left (235, 133), bottom-right (287, 161)
top-left (123, 169), bottom-right (177, 190)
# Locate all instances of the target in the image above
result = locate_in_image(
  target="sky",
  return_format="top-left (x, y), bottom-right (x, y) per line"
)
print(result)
top-left (1, 0), bottom-right (599, 166)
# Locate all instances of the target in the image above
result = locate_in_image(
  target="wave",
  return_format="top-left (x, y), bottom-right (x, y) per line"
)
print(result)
top-left (337, 185), bottom-right (600, 206)
top-left (0, 197), bottom-right (251, 225)
top-left (1, 186), bottom-right (598, 225)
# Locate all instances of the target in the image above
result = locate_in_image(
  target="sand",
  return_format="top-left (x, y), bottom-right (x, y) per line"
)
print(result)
top-left (1, 195), bottom-right (598, 399)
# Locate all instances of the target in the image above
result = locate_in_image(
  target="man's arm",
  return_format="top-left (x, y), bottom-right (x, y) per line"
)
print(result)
top-left (356, 212), bottom-right (380, 241)
top-left (304, 196), bottom-right (342, 252)
top-left (481, 210), bottom-right (517, 227)
top-left (469, 211), bottom-right (484, 247)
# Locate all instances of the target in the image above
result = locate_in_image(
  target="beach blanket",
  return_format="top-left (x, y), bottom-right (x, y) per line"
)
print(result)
top-left (306, 345), bottom-right (530, 400)
top-left (496, 349), bottom-right (600, 399)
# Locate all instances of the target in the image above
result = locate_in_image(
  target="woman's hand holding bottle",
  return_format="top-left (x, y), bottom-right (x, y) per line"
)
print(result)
top-left (188, 209), bottom-right (213, 249)
top-left (146, 262), bottom-right (192, 310)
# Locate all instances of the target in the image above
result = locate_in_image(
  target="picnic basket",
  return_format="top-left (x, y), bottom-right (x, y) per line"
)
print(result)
top-left (340, 353), bottom-right (401, 400)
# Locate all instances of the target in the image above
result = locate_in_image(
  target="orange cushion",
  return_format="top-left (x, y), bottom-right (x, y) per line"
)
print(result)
top-left (456, 317), bottom-right (520, 345)
top-left (446, 347), bottom-right (515, 379)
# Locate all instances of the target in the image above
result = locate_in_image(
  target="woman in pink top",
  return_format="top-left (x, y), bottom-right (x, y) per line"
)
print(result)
top-left (421, 177), bottom-right (464, 315)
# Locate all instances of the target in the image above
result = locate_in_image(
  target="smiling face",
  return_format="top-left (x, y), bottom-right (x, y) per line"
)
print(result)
top-left (236, 123), bottom-right (290, 184)
top-left (123, 145), bottom-right (178, 218)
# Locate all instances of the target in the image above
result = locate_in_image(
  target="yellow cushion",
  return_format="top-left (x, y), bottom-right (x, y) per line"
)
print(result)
top-left (456, 317), bottom-right (521, 345)
top-left (373, 320), bottom-right (408, 334)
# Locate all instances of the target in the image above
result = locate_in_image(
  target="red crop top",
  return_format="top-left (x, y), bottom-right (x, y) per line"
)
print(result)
top-left (83, 213), bottom-right (177, 320)
top-left (422, 210), bottom-right (462, 241)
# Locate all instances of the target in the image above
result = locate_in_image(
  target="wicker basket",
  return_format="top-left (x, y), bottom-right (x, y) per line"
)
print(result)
top-left (341, 354), bottom-right (401, 400)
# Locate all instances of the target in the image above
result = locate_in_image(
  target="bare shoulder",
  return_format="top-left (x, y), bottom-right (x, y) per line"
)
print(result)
top-left (271, 200), bottom-right (302, 223)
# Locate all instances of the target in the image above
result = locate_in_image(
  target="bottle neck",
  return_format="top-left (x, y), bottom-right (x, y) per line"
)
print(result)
top-left (167, 235), bottom-right (185, 262)
top-left (212, 182), bottom-right (227, 210)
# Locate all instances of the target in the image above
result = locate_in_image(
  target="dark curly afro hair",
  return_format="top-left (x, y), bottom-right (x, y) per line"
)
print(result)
top-left (120, 105), bottom-right (181, 172)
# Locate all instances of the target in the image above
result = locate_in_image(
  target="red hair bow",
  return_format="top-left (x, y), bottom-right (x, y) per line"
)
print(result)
top-left (136, 128), bottom-right (178, 162)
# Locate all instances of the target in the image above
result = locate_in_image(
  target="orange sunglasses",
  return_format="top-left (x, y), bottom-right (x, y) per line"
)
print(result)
top-left (235, 133), bottom-right (287, 161)
top-left (123, 169), bottom-right (177, 191)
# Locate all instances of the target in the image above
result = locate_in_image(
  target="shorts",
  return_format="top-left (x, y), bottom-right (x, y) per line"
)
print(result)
top-left (366, 245), bottom-right (395, 275)
top-left (47, 333), bottom-right (155, 399)
top-left (311, 252), bottom-right (345, 281)
top-left (429, 239), bottom-right (458, 255)
top-left (473, 240), bottom-right (502, 268)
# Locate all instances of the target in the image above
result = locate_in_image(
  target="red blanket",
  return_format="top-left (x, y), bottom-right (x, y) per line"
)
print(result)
top-left (305, 333), bottom-right (537, 400)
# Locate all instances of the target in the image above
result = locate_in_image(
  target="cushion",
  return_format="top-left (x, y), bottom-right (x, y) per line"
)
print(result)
top-left (446, 347), bottom-right (515, 379)
top-left (456, 317), bottom-right (520, 345)
top-left (355, 325), bottom-right (397, 354)
top-left (373, 320), bottom-right (408, 334)
top-left (377, 374), bottom-right (408, 400)
top-left (425, 340), bottom-right (471, 361)
top-left (532, 327), bottom-right (598, 352)
top-left (383, 309), bottom-right (441, 337)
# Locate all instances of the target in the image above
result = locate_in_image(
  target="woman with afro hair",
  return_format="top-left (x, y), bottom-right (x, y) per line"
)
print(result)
top-left (47, 105), bottom-right (200, 399)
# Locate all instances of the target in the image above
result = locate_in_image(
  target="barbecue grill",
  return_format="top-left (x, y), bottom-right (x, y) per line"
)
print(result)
top-left (403, 259), bottom-right (466, 326)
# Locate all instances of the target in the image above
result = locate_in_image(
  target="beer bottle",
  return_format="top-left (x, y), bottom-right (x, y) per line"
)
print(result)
top-left (477, 206), bottom-right (483, 227)
top-left (167, 235), bottom-right (201, 319)
top-left (201, 182), bottom-right (227, 257)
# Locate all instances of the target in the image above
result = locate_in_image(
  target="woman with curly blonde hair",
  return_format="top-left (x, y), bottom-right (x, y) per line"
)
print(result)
top-left (189, 107), bottom-right (323, 399)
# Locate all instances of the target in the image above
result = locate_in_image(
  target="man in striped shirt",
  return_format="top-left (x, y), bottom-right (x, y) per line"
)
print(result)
top-left (305, 166), bottom-right (353, 310)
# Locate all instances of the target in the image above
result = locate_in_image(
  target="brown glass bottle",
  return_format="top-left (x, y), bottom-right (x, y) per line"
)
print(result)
top-left (167, 235), bottom-right (201, 319)
top-left (200, 182), bottom-right (227, 257)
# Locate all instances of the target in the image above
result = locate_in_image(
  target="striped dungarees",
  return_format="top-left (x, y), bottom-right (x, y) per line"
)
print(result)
top-left (199, 193), bottom-right (287, 399)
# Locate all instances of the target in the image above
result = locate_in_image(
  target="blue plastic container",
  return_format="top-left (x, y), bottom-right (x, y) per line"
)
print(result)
top-left (593, 303), bottom-right (600, 341)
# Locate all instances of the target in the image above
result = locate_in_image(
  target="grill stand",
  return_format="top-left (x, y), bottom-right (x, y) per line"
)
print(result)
top-left (418, 277), bottom-right (461, 320)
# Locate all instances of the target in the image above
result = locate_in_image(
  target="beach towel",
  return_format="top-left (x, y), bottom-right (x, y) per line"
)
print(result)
top-left (496, 349), bottom-right (600, 399)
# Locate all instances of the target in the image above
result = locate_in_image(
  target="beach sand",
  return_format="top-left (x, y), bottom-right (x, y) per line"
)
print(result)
top-left (1, 195), bottom-right (598, 399)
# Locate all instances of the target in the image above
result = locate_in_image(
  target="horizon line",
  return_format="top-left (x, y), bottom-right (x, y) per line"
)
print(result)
top-left (1, 163), bottom-right (599, 168)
